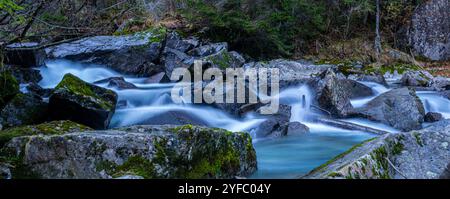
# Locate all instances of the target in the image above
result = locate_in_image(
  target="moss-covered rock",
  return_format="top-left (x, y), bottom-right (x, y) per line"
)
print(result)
top-left (0, 93), bottom-right (48, 128)
top-left (49, 74), bottom-right (118, 129)
top-left (305, 120), bottom-right (450, 179)
top-left (0, 120), bottom-right (92, 147)
top-left (0, 70), bottom-right (19, 109)
top-left (1, 125), bottom-right (256, 179)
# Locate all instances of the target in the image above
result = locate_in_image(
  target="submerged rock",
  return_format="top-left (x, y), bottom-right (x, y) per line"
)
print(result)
top-left (45, 33), bottom-right (164, 76)
top-left (424, 112), bottom-right (443, 123)
top-left (0, 93), bottom-right (48, 128)
top-left (407, 0), bottom-right (450, 61)
top-left (1, 125), bottom-right (257, 179)
top-left (0, 71), bottom-right (19, 109)
top-left (305, 120), bottom-right (450, 179)
top-left (94, 77), bottom-right (137, 90)
top-left (287, 122), bottom-right (310, 136)
top-left (49, 74), bottom-right (118, 129)
top-left (253, 104), bottom-right (291, 138)
top-left (353, 88), bottom-right (425, 131)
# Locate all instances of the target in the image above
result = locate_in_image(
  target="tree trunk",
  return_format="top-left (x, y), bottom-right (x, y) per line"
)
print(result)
top-left (374, 0), bottom-right (382, 59)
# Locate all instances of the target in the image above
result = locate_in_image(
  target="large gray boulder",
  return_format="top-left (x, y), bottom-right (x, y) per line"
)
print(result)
top-left (312, 69), bottom-right (360, 118)
top-left (45, 33), bottom-right (164, 76)
top-left (353, 88), bottom-right (425, 131)
top-left (49, 74), bottom-right (118, 129)
top-left (244, 59), bottom-right (335, 86)
top-left (305, 120), bottom-right (450, 179)
top-left (407, 0), bottom-right (450, 61)
top-left (1, 125), bottom-right (257, 179)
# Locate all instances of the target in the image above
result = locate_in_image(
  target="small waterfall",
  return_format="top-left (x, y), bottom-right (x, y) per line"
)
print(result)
top-left (351, 81), bottom-right (390, 108)
top-left (279, 85), bottom-right (313, 122)
top-left (417, 91), bottom-right (450, 119)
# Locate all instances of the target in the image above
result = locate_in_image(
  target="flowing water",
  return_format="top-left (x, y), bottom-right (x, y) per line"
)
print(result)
top-left (34, 59), bottom-right (449, 178)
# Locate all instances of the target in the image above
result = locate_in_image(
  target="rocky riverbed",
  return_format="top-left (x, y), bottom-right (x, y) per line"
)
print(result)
top-left (1, 27), bottom-right (450, 179)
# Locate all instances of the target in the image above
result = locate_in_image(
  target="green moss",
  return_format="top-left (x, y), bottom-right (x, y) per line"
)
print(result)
top-left (0, 120), bottom-right (92, 147)
top-left (327, 172), bottom-right (343, 178)
top-left (170, 125), bottom-right (245, 179)
top-left (0, 141), bottom-right (40, 179)
top-left (413, 132), bottom-right (423, 147)
top-left (55, 74), bottom-right (115, 110)
top-left (0, 70), bottom-right (19, 108)
top-left (114, 156), bottom-right (157, 179)
top-left (207, 51), bottom-right (233, 69)
top-left (371, 146), bottom-right (391, 179)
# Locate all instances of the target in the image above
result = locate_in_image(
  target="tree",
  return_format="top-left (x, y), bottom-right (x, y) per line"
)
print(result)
top-left (374, 0), bottom-right (382, 59)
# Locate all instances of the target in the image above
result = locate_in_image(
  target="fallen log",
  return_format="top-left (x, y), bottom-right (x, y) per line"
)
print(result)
top-left (315, 117), bottom-right (390, 135)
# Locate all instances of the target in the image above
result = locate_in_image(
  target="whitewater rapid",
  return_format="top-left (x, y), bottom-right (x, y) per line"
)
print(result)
top-left (34, 59), bottom-right (450, 178)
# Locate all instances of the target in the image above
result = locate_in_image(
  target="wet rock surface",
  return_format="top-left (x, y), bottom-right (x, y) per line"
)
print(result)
top-left (353, 88), bottom-right (425, 131)
top-left (407, 0), bottom-right (450, 61)
top-left (1, 125), bottom-right (256, 179)
top-left (49, 74), bottom-right (118, 129)
top-left (305, 120), bottom-right (450, 179)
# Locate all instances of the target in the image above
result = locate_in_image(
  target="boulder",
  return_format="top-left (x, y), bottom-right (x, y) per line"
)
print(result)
top-left (400, 70), bottom-right (434, 87)
top-left (201, 49), bottom-right (246, 70)
top-left (287, 122), bottom-right (310, 136)
top-left (165, 32), bottom-right (199, 53)
top-left (407, 0), bottom-right (450, 61)
top-left (0, 93), bottom-right (48, 128)
top-left (4, 42), bottom-right (46, 67)
top-left (0, 71), bottom-right (19, 109)
top-left (1, 125), bottom-right (257, 179)
top-left (49, 74), bottom-right (118, 129)
top-left (0, 163), bottom-right (11, 179)
top-left (144, 72), bottom-right (171, 84)
top-left (45, 33), bottom-right (164, 76)
top-left (0, 120), bottom-right (92, 147)
top-left (94, 77), bottom-right (137, 90)
top-left (253, 104), bottom-right (291, 138)
top-left (314, 69), bottom-right (354, 118)
top-left (188, 42), bottom-right (228, 57)
top-left (339, 79), bottom-right (374, 99)
top-left (161, 47), bottom-right (194, 78)
top-left (428, 77), bottom-right (450, 91)
top-left (244, 59), bottom-right (335, 85)
top-left (305, 120), bottom-right (450, 179)
top-left (353, 88), bottom-right (425, 131)
top-left (425, 112), bottom-right (443, 123)
top-left (26, 83), bottom-right (53, 98)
